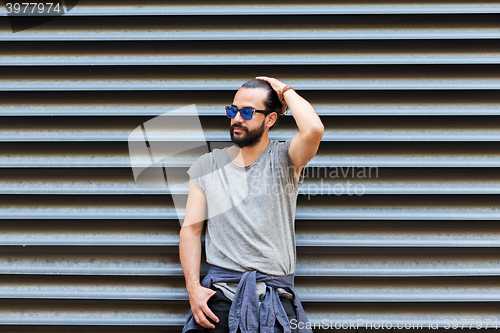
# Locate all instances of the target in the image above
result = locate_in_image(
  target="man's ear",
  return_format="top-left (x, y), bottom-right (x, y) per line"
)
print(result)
top-left (266, 112), bottom-right (278, 128)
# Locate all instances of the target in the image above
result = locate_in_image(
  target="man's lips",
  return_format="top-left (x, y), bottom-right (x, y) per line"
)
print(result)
top-left (233, 127), bottom-right (246, 133)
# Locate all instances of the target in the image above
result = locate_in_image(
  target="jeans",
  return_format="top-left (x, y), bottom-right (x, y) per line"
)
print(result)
top-left (206, 286), bottom-right (298, 333)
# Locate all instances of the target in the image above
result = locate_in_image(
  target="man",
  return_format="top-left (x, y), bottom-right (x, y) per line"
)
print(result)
top-left (180, 76), bottom-right (324, 333)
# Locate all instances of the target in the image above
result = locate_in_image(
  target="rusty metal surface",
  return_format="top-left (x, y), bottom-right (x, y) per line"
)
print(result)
top-left (2, 65), bottom-right (500, 90)
top-left (2, 15), bottom-right (500, 40)
top-left (0, 167), bottom-right (498, 195)
top-left (1, 90), bottom-right (500, 116)
top-left (2, 40), bottom-right (500, 66)
top-left (1, 116), bottom-right (500, 141)
top-left (4, 1), bottom-right (500, 16)
top-left (0, 142), bottom-right (500, 167)
top-left (1, 2), bottom-right (500, 330)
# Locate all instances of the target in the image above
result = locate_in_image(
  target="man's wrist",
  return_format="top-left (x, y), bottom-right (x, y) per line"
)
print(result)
top-left (278, 85), bottom-right (294, 102)
top-left (283, 87), bottom-right (295, 100)
top-left (186, 281), bottom-right (201, 292)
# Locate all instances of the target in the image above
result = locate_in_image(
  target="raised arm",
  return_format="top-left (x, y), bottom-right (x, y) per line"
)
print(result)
top-left (179, 178), bottom-right (219, 329)
top-left (256, 76), bottom-right (324, 180)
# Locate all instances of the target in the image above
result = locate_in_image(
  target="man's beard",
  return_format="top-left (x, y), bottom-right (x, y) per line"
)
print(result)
top-left (230, 119), bottom-right (266, 148)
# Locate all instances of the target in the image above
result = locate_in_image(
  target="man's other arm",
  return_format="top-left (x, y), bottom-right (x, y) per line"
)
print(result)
top-left (179, 177), bottom-right (219, 329)
top-left (285, 88), bottom-right (324, 179)
top-left (255, 76), bottom-right (324, 180)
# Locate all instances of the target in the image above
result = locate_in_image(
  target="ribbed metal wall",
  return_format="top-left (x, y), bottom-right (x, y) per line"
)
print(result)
top-left (1, 1), bottom-right (500, 331)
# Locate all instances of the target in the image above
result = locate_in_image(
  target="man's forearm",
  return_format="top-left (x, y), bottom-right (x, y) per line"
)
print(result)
top-left (284, 89), bottom-right (324, 134)
top-left (179, 226), bottom-right (202, 291)
top-left (179, 223), bottom-right (219, 329)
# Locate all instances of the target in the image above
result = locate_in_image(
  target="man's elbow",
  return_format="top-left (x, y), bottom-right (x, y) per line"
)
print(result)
top-left (180, 220), bottom-right (204, 238)
top-left (306, 122), bottom-right (324, 141)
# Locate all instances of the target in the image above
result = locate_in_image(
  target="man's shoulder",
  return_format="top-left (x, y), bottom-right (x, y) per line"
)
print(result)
top-left (190, 145), bottom-right (228, 169)
top-left (193, 150), bottom-right (211, 162)
top-left (268, 139), bottom-right (292, 158)
top-left (189, 151), bottom-right (213, 173)
top-left (270, 138), bottom-right (291, 148)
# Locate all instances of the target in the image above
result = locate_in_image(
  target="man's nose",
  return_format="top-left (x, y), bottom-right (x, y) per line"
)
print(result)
top-left (233, 110), bottom-right (245, 123)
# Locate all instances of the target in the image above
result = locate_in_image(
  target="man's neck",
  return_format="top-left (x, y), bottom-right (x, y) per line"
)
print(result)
top-left (228, 136), bottom-right (271, 167)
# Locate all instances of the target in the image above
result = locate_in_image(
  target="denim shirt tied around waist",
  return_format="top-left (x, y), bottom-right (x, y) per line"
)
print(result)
top-left (182, 265), bottom-right (312, 333)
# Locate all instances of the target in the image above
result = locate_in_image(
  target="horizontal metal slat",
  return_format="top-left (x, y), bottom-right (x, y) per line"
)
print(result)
top-left (5, 53), bottom-right (500, 66)
top-left (297, 278), bottom-right (500, 302)
top-left (0, 252), bottom-right (184, 276)
top-left (2, 40), bottom-right (500, 66)
top-left (295, 220), bottom-right (500, 247)
top-left (312, 141), bottom-right (500, 167)
top-left (295, 207), bottom-right (500, 221)
top-left (304, 302), bottom-right (500, 328)
top-left (1, 219), bottom-right (500, 248)
top-left (2, 180), bottom-right (500, 195)
top-left (4, 78), bottom-right (500, 91)
top-left (0, 248), bottom-right (499, 277)
top-left (0, 219), bottom-right (180, 246)
top-left (0, 115), bottom-right (500, 142)
top-left (0, 301), bottom-right (498, 328)
top-left (295, 194), bottom-right (500, 220)
top-left (1, 116), bottom-right (500, 142)
top-left (2, 275), bottom-right (500, 303)
top-left (0, 167), bottom-right (499, 195)
top-left (3, 103), bottom-right (500, 116)
top-left (3, 2), bottom-right (500, 16)
top-left (0, 302), bottom-right (499, 328)
top-left (1, 15), bottom-right (500, 41)
top-left (0, 299), bottom-right (188, 326)
top-left (1, 90), bottom-right (500, 116)
top-left (0, 327), bottom-right (180, 333)
top-left (296, 250), bottom-right (500, 277)
top-left (2, 65), bottom-right (500, 91)
top-left (3, 78), bottom-right (500, 91)
top-left (0, 275), bottom-right (186, 300)
top-left (1, 141), bottom-right (500, 168)
top-left (0, 194), bottom-right (499, 220)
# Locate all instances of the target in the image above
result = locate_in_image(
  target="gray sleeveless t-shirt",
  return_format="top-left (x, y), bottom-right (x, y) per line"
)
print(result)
top-left (186, 138), bottom-right (305, 301)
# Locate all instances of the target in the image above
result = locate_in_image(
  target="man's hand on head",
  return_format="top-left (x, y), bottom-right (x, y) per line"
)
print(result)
top-left (187, 284), bottom-right (219, 329)
top-left (255, 76), bottom-right (288, 116)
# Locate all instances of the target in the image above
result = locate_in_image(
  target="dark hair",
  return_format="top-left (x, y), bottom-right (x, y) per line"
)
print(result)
top-left (241, 79), bottom-right (283, 130)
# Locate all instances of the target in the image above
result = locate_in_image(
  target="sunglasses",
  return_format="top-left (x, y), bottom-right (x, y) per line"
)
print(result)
top-left (225, 105), bottom-right (274, 121)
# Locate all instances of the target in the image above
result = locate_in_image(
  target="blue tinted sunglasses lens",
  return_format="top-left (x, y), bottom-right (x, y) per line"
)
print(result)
top-left (226, 106), bottom-right (237, 118)
top-left (226, 106), bottom-right (254, 120)
top-left (240, 109), bottom-right (253, 120)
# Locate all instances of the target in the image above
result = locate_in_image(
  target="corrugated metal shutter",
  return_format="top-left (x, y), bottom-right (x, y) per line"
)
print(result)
top-left (1, 1), bottom-right (500, 331)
